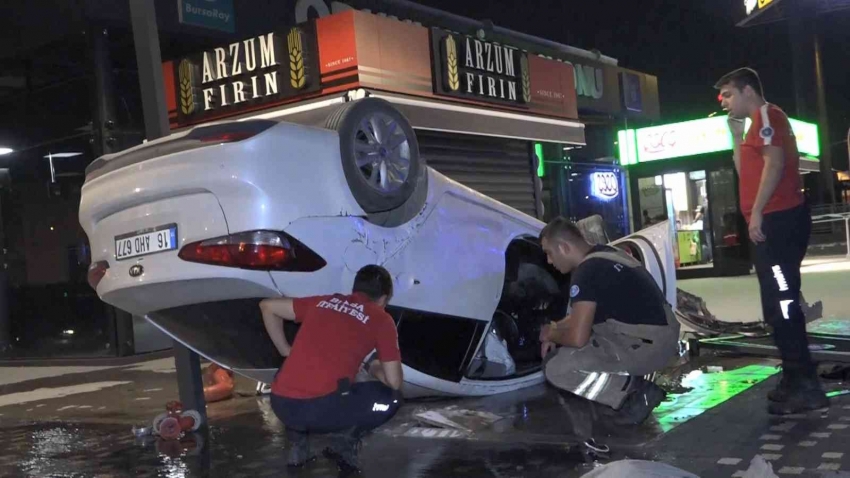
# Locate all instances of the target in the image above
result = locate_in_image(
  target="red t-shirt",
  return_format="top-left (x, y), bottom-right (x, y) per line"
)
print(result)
top-left (739, 103), bottom-right (804, 222)
top-left (271, 292), bottom-right (401, 399)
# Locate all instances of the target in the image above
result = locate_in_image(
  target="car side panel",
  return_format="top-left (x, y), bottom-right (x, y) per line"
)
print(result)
top-left (272, 169), bottom-right (545, 322)
top-left (612, 220), bottom-right (677, 308)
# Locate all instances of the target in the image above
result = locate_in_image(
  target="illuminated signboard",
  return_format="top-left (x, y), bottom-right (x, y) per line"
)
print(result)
top-left (591, 171), bottom-right (619, 200)
top-left (617, 115), bottom-right (820, 166)
top-left (745, 0), bottom-right (773, 15)
top-left (534, 143), bottom-right (545, 177)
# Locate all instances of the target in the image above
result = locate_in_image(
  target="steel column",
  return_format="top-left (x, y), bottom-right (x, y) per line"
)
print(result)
top-left (128, 0), bottom-right (207, 421)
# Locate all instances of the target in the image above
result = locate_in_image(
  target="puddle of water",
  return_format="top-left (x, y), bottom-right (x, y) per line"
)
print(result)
top-left (654, 364), bottom-right (779, 432)
top-left (0, 420), bottom-right (606, 478)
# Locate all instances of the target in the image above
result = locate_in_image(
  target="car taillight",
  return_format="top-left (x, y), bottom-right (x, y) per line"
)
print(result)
top-left (185, 120), bottom-right (276, 145)
top-left (178, 230), bottom-right (326, 272)
top-left (197, 131), bottom-right (256, 143)
top-left (88, 261), bottom-right (109, 290)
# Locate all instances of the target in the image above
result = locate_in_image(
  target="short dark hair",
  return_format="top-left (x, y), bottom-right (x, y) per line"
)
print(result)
top-left (714, 67), bottom-right (764, 97)
top-left (352, 265), bottom-right (393, 301)
top-left (539, 216), bottom-right (586, 244)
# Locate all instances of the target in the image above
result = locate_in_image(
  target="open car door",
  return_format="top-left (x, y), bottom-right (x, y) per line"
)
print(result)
top-left (610, 221), bottom-right (677, 308)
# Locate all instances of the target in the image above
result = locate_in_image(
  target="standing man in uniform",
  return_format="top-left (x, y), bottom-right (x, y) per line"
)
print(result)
top-left (538, 217), bottom-right (681, 425)
top-left (716, 67), bottom-right (829, 415)
top-left (260, 265), bottom-right (403, 473)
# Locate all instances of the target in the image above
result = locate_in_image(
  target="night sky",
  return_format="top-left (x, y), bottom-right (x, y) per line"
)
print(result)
top-left (416, 0), bottom-right (850, 169)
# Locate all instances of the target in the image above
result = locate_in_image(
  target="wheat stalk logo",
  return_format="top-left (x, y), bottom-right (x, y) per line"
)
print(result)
top-left (520, 54), bottom-right (531, 103)
top-left (445, 36), bottom-right (460, 91)
top-left (288, 28), bottom-right (306, 90)
top-left (178, 59), bottom-right (195, 115)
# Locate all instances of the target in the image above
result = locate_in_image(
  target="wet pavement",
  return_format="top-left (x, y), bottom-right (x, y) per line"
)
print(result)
top-left (4, 350), bottom-right (849, 477)
top-left (0, 419), bottom-right (601, 478)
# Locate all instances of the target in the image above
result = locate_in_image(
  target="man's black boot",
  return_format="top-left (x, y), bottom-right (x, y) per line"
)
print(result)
top-left (286, 429), bottom-right (317, 467)
top-left (767, 373), bottom-right (830, 415)
top-left (767, 366), bottom-right (793, 402)
top-left (611, 378), bottom-right (666, 426)
top-left (323, 428), bottom-right (363, 474)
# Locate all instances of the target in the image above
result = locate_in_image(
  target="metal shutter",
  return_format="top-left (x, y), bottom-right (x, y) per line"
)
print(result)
top-left (416, 131), bottom-right (540, 218)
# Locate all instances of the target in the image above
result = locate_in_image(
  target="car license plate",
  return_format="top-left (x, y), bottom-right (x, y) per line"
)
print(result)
top-left (115, 224), bottom-right (178, 261)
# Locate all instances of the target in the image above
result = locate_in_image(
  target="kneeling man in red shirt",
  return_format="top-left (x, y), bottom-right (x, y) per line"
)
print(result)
top-left (260, 265), bottom-right (403, 473)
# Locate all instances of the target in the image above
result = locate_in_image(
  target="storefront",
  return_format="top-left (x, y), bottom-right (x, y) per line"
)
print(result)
top-left (618, 115), bottom-right (821, 278)
top-left (547, 152), bottom-right (631, 236)
top-left (0, 0), bottom-right (660, 358)
top-left (161, 10), bottom-right (588, 218)
top-left (532, 49), bottom-right (661, 239)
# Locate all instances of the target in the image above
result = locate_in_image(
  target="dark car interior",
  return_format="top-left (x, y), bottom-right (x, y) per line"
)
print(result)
top-left (466, 236), bottom-right (571, 380)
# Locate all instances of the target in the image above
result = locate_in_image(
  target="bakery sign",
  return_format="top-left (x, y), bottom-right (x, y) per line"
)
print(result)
top-left (744, 0), bottom-right (773, 15)
top-left (174, 23), bottom-right (320, 124)
top-left (430, 29), bottom-right (530, 107)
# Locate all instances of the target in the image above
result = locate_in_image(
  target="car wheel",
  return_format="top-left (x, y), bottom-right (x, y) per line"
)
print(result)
top-left (326, 97), bottom-right (423, 213)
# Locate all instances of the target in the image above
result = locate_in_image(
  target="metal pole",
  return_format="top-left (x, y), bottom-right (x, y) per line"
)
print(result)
top-left (173, 341), bottom-right (208, 428)
top-left (787, 0), bottom-right (829, 204)
top-left (845, 217), bottom-right (849, 259)
top-left (128, 0), bottom-right (207, 420)
top-left (813, 32), bottom-right (836, 206)
top-left (91, 26), bottom-right (119, 156)
top-left (92, 24), bottom-right (136, 356)
top-left (0, 182), bottom-right (9, 353)
top-left (129, 0), bottom-right (170, 141)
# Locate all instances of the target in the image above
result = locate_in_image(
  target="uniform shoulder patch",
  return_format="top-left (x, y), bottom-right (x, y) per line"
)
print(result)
top-left (570, 284), bottom-right (580, 298)
top-left (759, 126), bottom-right (774, 139)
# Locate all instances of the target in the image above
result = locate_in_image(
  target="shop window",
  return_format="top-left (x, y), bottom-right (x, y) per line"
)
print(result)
top-left (563, 163), bottom-right (629, 240)
top-left (636, 170), bottom-right (717, 271)
top-left (0, 62), bottom-right (117, 358)
top-left (661, 171), bottom-right (712, 270)
top-left (638, 176), bottom-right (667, 227)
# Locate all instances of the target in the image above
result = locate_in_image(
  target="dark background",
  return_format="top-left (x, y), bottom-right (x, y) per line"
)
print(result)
top-left (0, 0), bottom-right (847, 167)
top-left (0, 0), bottom-right (846, 356)
top-left (416, 0), bottom-right (850, 170)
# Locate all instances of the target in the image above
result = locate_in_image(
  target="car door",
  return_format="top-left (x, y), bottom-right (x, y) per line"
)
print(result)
top-left (611, 220), bottom-right (677, 308)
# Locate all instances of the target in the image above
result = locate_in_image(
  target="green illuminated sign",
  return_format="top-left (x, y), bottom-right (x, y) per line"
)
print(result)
top-left (535, 143), bottom-right (545, 177)
top-left (617, 129), bottom-right (639, 166)
top-left (617, 115), bottom-right (820, 166)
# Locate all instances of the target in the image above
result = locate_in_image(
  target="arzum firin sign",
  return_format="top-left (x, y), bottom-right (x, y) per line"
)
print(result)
top-left (175, 24), bottom-right (320, 124)
top-left (431, 29), bottom-right (530, 107)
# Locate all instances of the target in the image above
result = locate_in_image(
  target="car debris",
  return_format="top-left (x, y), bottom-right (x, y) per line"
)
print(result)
top-left (413, 406), bottom-right (503, 435)
top-left (676, 288), bottom-right (823, 338)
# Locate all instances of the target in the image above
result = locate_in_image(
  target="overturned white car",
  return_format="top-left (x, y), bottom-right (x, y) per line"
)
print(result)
top-left (80, 97), bottom-right (676, 398)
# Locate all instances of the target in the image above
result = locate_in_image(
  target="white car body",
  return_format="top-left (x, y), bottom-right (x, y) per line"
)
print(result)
top-left (79, 100), bottom-right (677, 398)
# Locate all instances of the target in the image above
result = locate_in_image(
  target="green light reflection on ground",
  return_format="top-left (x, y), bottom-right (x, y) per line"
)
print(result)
top-left (653, 365), bottom-right (779, 432)
top-left (827, 389), bottom-right (850, 398)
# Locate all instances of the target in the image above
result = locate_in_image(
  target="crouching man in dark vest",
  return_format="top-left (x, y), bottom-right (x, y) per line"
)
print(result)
top-left (538, 217), bottom-right (680, 424)
top-left (260, 265), bottom-right (403, 474)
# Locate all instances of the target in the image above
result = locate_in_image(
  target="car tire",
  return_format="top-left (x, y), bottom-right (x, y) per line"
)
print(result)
top-left (326, 97), bottom-right (424, 213)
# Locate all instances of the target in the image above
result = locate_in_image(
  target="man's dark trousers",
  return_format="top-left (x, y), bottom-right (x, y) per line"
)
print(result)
top-left (271, 381), bottom-right (402, 439)
top-left (752, 203), bottom-right (815, 379)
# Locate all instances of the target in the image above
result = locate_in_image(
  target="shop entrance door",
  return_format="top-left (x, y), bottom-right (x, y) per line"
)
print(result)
top-left (636, 171), bottom-right (715, 272)
top-left (667, 171), bottom-right (712, 270)
top-left (637, 176), bottom-right (666, 227)
top-left (707, 167), bottom-right (751, 274)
